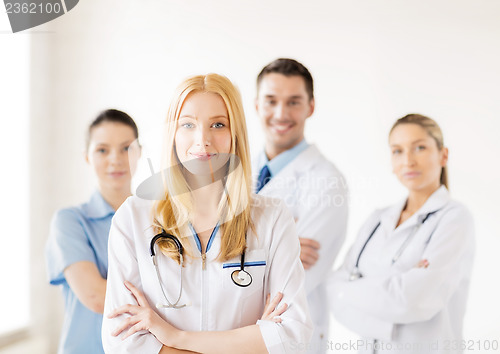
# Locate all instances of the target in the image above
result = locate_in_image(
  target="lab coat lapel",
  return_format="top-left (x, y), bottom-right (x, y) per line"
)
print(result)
top-left (414, 185), bottom-right (450, 217)
top-left (379, 200), bottom-right (407, 237)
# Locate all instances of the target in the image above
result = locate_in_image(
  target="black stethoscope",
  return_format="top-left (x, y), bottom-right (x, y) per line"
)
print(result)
top-left (230, 250), bottom-right (252, 287)
top-left (349, 209), bottom-right (440, 281)
top-left (150, 231), bottom-right (186, 309)
top-left (150, 229), bottom-right (252, 308)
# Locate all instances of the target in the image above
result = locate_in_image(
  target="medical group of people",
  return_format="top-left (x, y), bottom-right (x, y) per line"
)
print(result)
top-left (45, 58), bottom-right (475, 354)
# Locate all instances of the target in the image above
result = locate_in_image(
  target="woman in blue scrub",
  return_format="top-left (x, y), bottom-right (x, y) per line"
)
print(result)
top-left (45, 109), bottom-right (141, 354)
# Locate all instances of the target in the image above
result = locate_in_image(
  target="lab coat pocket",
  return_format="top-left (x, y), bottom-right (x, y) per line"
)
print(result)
top-left (222, 249), bottom-right (267, 300)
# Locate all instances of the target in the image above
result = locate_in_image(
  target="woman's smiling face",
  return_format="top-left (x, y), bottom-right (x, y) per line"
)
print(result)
top-left (86, 121), bottom-right (139, 192)
top-left (175, 91), bottom-right (232, 176)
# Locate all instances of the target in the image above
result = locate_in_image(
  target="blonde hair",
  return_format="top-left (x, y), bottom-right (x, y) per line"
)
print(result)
top-left (152, 74), bottom-right (253, 264)
top-left (390, 113), bottom-right (448, 188)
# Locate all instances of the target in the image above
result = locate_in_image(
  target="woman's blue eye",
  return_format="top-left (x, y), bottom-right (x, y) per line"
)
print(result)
top-left (392, 149), bottom-right (402, 155)
top-left (182, 123), bottom-right (194, 129)
top-left (97, 148), bottom-right (106, 154)
top-left (212, 122), bottom-right (225, 128)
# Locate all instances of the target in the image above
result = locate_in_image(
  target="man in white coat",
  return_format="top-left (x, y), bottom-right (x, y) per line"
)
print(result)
top-left (253, 58), bottom-right (348, 353)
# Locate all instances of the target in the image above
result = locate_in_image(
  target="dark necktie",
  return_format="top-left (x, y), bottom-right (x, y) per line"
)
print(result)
top-left (256, 165), bottom-right (272, 193)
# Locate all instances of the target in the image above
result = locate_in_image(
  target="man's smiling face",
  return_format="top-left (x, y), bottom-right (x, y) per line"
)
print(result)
top-left (256, 73), bottom-right (315, 159)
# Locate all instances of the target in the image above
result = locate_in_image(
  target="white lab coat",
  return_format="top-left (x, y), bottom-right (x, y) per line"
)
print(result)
top-left (102, 194), bottom-right (313, 354)
top-left (328, 186), bottom-right (475, 354)
top-left (253, 145), bottom-right (348, 353)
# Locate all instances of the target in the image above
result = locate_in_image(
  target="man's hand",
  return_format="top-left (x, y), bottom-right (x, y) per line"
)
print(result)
top-left (299, 238), bottom-right (320, 270)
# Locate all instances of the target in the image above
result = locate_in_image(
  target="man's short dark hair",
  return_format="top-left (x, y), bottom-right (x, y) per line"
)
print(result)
top-left (257, 58), bottom-right (314, 100)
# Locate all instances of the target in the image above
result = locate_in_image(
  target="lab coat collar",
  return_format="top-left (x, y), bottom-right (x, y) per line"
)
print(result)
top-left (83, 190), bottom-right (115, 219)
top-left (273, 144), bottom-right (321, 177)
top-left (381, 185), bottom-right (450, 232)
top-left (415, 185), bottom-right (450, 216)
top-left (188, 222), bottom-right (220, 254)
top-left (264, 139), bottom-right (309, 177)
top-left (255, 144), bottom-right (321, 193)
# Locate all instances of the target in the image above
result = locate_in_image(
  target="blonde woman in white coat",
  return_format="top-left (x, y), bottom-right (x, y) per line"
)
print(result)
top-left (329, 114), bottom-right (475, 354)
top-left (102, 74), bottom-right (312, 354)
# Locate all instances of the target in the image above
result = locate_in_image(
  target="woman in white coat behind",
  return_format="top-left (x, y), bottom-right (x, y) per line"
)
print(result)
top-left (102, 74), bottom-right (312, 353)
top-left (329, 114), bottom-right (475, 354)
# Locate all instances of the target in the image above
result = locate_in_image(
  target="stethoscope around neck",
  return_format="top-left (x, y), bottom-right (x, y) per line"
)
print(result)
top-left (150, 231), bottom-right (187, 309)
top-left (349, 209), bottom-right (440, 282)
top-left (150, 229), bottom-right (252, 309)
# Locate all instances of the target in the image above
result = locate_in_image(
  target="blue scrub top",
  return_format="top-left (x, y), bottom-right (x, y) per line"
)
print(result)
top-left (46, 191), bottom-right (115, 354)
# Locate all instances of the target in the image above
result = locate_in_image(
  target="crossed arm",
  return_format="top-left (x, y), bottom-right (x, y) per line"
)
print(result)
top-left (108, 281), bottom-right (287, 354)
top-left (330, 206), bottom-right (474, 335)
top-left (66, 263), bottom-right (287, 353)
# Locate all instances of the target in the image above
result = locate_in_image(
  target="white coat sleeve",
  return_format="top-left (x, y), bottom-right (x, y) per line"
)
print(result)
top-left (257, 200), bottom-right (314, 354)
top-left (101, 200), bottom-right (163, 354)
top-left (328, 212), bottom-right (394, 341)
top-left (296, 169), bottom-right (348, 294)
top-left (330, 205), bottom-right (474, 325)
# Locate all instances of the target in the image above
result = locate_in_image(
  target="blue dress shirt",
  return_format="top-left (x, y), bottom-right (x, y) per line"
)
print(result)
top-left (256, 139), bottom-right (309, 189)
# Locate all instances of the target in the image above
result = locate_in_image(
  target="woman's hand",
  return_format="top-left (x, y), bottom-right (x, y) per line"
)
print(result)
top-left (108, 281), bottom-right (180, 346)
top-left (261, 292), bottom-right (288, 323)
top-left (416, 259), bottom-right (430, 268)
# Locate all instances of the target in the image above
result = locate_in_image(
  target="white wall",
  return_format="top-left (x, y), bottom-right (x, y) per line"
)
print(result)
top-left (0, 12), bottom-right (30, 335)
top-left (2, 0), bottom-right (499, 352)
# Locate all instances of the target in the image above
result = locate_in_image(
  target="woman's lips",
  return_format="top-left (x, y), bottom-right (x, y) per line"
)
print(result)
top-left (403, 171), bottom-right (421, 179)
top-left (190, 153), bottom-right (214, 161)
top-left (109, 171), bottom-right (126, 178)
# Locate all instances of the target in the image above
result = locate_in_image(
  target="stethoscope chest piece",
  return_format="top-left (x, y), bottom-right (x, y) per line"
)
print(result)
top-left (231, 269), bottom-right (252, 287)
top-left (231, 249), bottom-right (252, 287)
top-left (349, 267), bottom-right (363, 282)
